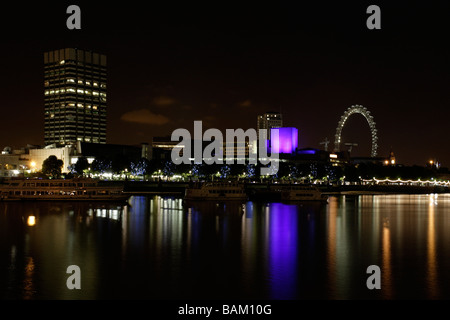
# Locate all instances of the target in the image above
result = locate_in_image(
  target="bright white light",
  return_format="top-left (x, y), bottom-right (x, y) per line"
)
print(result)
top-left (27, 216), bottom-right (36, 226)
top-left (362, 178), bottom-right (450, 186)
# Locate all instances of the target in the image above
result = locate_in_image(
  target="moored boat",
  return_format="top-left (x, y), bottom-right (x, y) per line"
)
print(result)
top-left (0, 178), bottom-right (129, 202)
top-left (184, 181), bottom-right (248, 201)
top-left (276, 185), bottom-right (328, 202)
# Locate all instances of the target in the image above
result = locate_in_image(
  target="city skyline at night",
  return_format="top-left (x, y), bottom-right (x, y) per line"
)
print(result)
top-left (4, 2), bottom-right (450, 309)
top-left (1, 2), bottom-right (450, 167)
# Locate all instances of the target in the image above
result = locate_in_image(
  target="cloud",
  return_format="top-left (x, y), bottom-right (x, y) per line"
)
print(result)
top-left (121, 109), bottom-right (170, 125)
top-left (238, 99), bottom-right (252, 108)
top-left (153, 95), bottom-right (176, 107)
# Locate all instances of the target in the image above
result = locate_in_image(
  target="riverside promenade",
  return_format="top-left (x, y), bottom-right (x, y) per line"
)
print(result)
top-left (122, 180), bottom-right (449, 198)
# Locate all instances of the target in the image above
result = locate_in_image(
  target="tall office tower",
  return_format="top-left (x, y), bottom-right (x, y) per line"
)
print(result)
top-left (44, 48), bottom-right (107, 146)
top-left (257, 111), bottom-right (283, 139)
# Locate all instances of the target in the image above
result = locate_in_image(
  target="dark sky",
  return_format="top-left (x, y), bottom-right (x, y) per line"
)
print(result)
top-left (1, 1), bottom-right (450, 166)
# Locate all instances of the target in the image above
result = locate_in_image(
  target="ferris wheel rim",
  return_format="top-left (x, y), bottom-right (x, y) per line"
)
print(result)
top-left (334, 105), bottom-right (378, 157)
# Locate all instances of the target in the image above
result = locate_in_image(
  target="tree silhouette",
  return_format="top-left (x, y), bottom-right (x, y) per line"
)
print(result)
top-left (42, 155), bottom-right (64, 178)
top-left (74, 157), bottom-right (89, 176)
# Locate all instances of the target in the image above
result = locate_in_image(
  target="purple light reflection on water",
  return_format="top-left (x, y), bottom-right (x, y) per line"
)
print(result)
top-left (268, 202), bottom-right (299, 299)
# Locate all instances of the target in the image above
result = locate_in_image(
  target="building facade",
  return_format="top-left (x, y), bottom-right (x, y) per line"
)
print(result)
top-left (0, 145), bottom-right (75, 177)
top-left (257, 111), bottom-right (283, 138)
top-left (0, 147), bottom-right (30, 177)
top-left (269, 127), bottom-right (298, 154)
top-left (44, 48), bottom-right (107, 146)
top-left (29, 145), bottom-right (74, 173)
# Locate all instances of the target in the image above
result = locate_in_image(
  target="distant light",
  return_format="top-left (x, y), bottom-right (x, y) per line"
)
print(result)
top-left (391, 159), bottom-right (395, 165)
top-left (27, 216), bottom-right (36, 227)
top-left (361, 177), bottom-right (450, 187)
top-left (429, 160), bottom-right (434, 165)
top-left (298, 149), bottom-right (317, 155)
top-left (330, 154), bottom-right (338, 159)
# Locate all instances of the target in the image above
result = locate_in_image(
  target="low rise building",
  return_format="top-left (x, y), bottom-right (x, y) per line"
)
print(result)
top-left (0, 147), bottom-right (31, 177)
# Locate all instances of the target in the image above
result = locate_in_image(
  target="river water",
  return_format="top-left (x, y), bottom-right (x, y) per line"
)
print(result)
top-left (1, 193), bottom-right (450, 300)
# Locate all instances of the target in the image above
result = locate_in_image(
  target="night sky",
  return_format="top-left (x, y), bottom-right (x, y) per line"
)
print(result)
top-left (1, 1), bottom-right (450, 166)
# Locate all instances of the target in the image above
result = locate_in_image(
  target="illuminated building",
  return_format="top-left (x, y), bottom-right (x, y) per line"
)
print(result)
top-left (220, 140), bottom-right (255, 163)
top-left (0, 144), bottom-right (73, 176)
top-left (257, 111), bottom-right (283, 139)
top-left (152, 137), bottom-right (183, 155)
top-left (388, 149), bottom-right (396, 165)
top-left (44, 48), bottom-right (107, 146)
top-left (270, 127), bottom-right (298, 154)
top-left (0, 147), bottom-right (31, 177)
top-left (383, 149), bottom-right (396, 166)
top-left (152, 136), bottom-right (184, 161)
top-left (29, 145), bottom-right (74, 173)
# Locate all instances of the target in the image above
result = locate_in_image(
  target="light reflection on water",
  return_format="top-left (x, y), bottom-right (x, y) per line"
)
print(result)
top-left (1, 194), bottom-right (450, 299)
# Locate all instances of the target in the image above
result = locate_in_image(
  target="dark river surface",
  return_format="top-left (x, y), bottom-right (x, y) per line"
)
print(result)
top-left (2, 193), bottom-right (450, 300)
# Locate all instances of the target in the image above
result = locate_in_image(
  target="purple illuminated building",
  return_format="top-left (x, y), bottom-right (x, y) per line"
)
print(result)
top-left (270, 127), bottom-right (298, 154)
